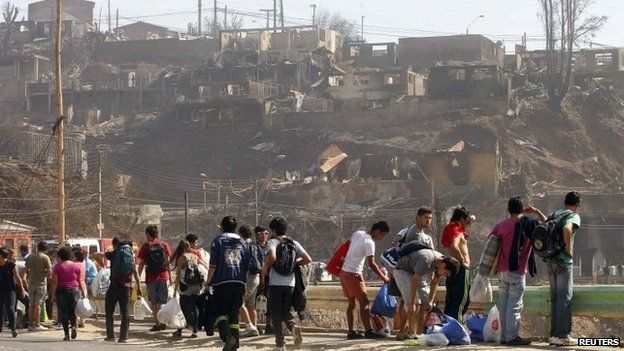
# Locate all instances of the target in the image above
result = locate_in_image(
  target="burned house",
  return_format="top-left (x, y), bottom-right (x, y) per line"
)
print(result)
top-left (28, 0), bottom-right (95, 37)
top-left (115, 21), bottom-right (179, 41)
top-left (0, 54), bottom-right (50, 113)
top-left (327, 67), bottom-right (404, 107)
top-left (428, 64), bottom-right (508, 99)
top-left (342, 42), bottom-right (398, 68)
top-left (574, 48), bottom-right (624, 88)
top-left (398, 34), bottom-right (505, 70)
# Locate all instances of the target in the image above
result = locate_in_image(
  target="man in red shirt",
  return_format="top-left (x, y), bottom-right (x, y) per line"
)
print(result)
top-left (441, 207), bottom-right (471, 321)
top-left (137, 225), bottom-right (173, 331)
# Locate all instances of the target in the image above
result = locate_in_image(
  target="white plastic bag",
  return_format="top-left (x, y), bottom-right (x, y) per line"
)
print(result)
top-left (91, 268), bottom-right (111, 296)
top-left (421, 333), bottom-right (450, 346)
top-left (167, 284), bottom-right (175, 300)
top-left (133, 297), bottom-right (152, 321)
top-left (157, 297), bottom-right (186, 329)
top-left (470, 273), bottom-right (493, 304)
top-left (483, 305), bottom-right (501, 343)
top-left (76, 298), bottom-right (94, 318)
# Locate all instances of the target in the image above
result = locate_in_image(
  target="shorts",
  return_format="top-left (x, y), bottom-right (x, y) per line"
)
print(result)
top-left (28, 282), bottom-right (47, 306)
top-left (393, 269), bottom-right (430, 310)
top-left (244, 273), bottom-right (260, 306)
top-left (339, 271), bottom-right (367, 298)
top-left (147, 280), bottom-right (168, 304)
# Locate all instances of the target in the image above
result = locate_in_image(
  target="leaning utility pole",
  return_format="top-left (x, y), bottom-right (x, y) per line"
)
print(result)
top-left (54, 0), bottom-right (66, 245)
top-left (310, 4), bottom-right (316, 25)
top-left (197, 0), bottom-right (202, 37)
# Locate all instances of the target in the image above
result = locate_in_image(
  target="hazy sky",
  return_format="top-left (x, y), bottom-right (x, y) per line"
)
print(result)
top-left (12, 0), bottom-right (624, 51)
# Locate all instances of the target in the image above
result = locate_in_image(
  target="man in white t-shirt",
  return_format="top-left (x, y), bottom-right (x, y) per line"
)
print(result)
top-left (340, 221), bottom-right (390, 340)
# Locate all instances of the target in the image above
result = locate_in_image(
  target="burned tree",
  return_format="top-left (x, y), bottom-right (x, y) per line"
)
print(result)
top-left (539, 0), bottom-right (607, 111)
top-left (2, 2), bottom-right (19, 55)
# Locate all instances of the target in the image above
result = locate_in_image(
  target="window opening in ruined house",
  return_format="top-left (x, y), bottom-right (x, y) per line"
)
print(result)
top-left (449, 69), bottom-right (466, 80)
top-left (329, 75), bottom-right (345, 87)
top-left (473, 68), bottom-right (492, 80)
top-left (353, 75), bottom-right (370, 86)
top-left (595, 53), bottom-right (613, 66)
top-left (384, 74), bottom-right (401, 85)
top-left (372, 45), bottom-right (389, 57)
top-left (350, 46), bottom-right (361, 57)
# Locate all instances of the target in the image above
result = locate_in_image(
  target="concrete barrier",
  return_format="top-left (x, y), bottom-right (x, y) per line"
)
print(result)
top-left (307, 284), bottom-right (624, 318)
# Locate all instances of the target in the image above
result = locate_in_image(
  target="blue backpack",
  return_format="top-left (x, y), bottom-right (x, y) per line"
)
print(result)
top-left (112, 243), bottom-right (135, 276)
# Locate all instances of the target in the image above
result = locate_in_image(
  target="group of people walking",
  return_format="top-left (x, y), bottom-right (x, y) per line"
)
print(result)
top-left (0, 191), bottom-right (582, 349)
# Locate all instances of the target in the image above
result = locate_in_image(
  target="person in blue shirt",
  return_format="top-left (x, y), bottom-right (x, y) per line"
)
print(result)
top-left (205, 216), bottom-right (251, 351)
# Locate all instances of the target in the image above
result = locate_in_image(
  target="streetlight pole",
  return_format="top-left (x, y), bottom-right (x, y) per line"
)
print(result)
top-left (466, 14), bottom-right (484, 35)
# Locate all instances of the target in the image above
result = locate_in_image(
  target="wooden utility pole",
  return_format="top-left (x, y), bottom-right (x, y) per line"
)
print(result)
top-left (97, 152), bottom-right (103, 238)
top-left (254, 178), bottom-right (259, 226)
top-left (273, 0), bottom-right (277, 33)
top-left (212, 0), bottom-right (217, 36)
top-left (279, 0), bottom-right (284, 31)
top-left (115, 9), bottom-right (119, 30)
top-left (223, 5), bottom-right (227, 29)
top-left (107, 0), bottom-right (111, 32)
top-left (184, 192), bottom-right (189, 235)
top-left (310, 4), bottom-right (316, 25)
top-left (54, 0), bottom-right (66, 245)
top-left (260, 9), bottom-right (273, 30)
top-left (361, 15), bottom-right (364, 43)
top-left (198, 0), bottom-right (202, 37)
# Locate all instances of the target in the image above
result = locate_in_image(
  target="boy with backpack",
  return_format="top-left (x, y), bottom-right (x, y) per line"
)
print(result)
top-left (545, 192), bottom-right (582, 346)
top-left (137, 225), bottom-right (173, 332)
top-left (259, 217), bottom-right (311, 351)
top-left (206, 216), bottom-right (251, 351)
top-left (105, 238), bottom-right (143, 342)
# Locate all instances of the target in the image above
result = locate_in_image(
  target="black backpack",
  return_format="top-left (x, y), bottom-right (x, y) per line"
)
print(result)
top-left (532, 211), bottom-right (572, 258)
top-left (273, 237), bottom-right (297, 276)
top-left (184, 259), bottom-right (204, 285)
top-left (145, 242), bottom-right (167, 274)
top-left (249, 243), bottom-right (264, 275)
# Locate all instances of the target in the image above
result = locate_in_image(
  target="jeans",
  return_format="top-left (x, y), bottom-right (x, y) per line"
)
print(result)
top-left (56, 288), bottom-right (80, 337)
top-left (105, 286), bottom-right (131, 340)
top-left (268, 286), bottom-right (295, 347)
top-left (498, 271), bottom-right (526, 342)
top-left (444, 265), bottom-right (470, 321)
top-left (0, 291), bottom-right (17, 332)
top-left (547, 261), bottom-right (573, 338)
top-left (180, 294), bottom-right (199, 333)
top-left (213, 283), bottom-right (244, 348)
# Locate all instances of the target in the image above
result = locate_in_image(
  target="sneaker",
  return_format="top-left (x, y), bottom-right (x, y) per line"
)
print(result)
top-left (28, 326), bottom-right (35, 332)
top-left (12, 330), bottom-right (18, 338)
top-left (149, 324), bottom-right (161, 332)
top-left (549, 336), bottom-right (559, 346)
top-left (172, 330), bottom-right (183, 339)
top-left (105, 337), bottom-right (116, 342)
top-left (240, 326), bottom-right (259, 338)
top-left (347, 331), bottom-right (365, 340)
top-left (507, 336), bottom-right (532, 346)
top-left (71, 327), bottom-right (77, 339)
top-left (364, 330), bottom-right (385, 339)
top-left (63, 335), bottom-right (70, 341)
top-left (223, 335), bottom-right (237, 351)
top-left (159, 323), bottom-right (168, 331)
top-left (190, 333), bottom-right (198, 338)
top-left (293, 326), bottom-right (303, 348)
top-left (118, 339), bottom-right (128, 343)
top-left (35, 325), bottom-right (48, 331)
top-left (552, 336), bottom-right (577, 346)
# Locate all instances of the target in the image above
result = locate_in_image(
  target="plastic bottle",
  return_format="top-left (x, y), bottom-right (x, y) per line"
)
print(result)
top-left (256, 295), bottom-right (268, 314)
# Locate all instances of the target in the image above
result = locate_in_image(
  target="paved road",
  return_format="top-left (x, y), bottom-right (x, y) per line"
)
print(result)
top-left (0, 320), bottom-right (614, 350)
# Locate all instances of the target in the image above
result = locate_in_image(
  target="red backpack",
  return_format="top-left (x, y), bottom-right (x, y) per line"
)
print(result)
top-left (326, 239), bottom-right (351, 277)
